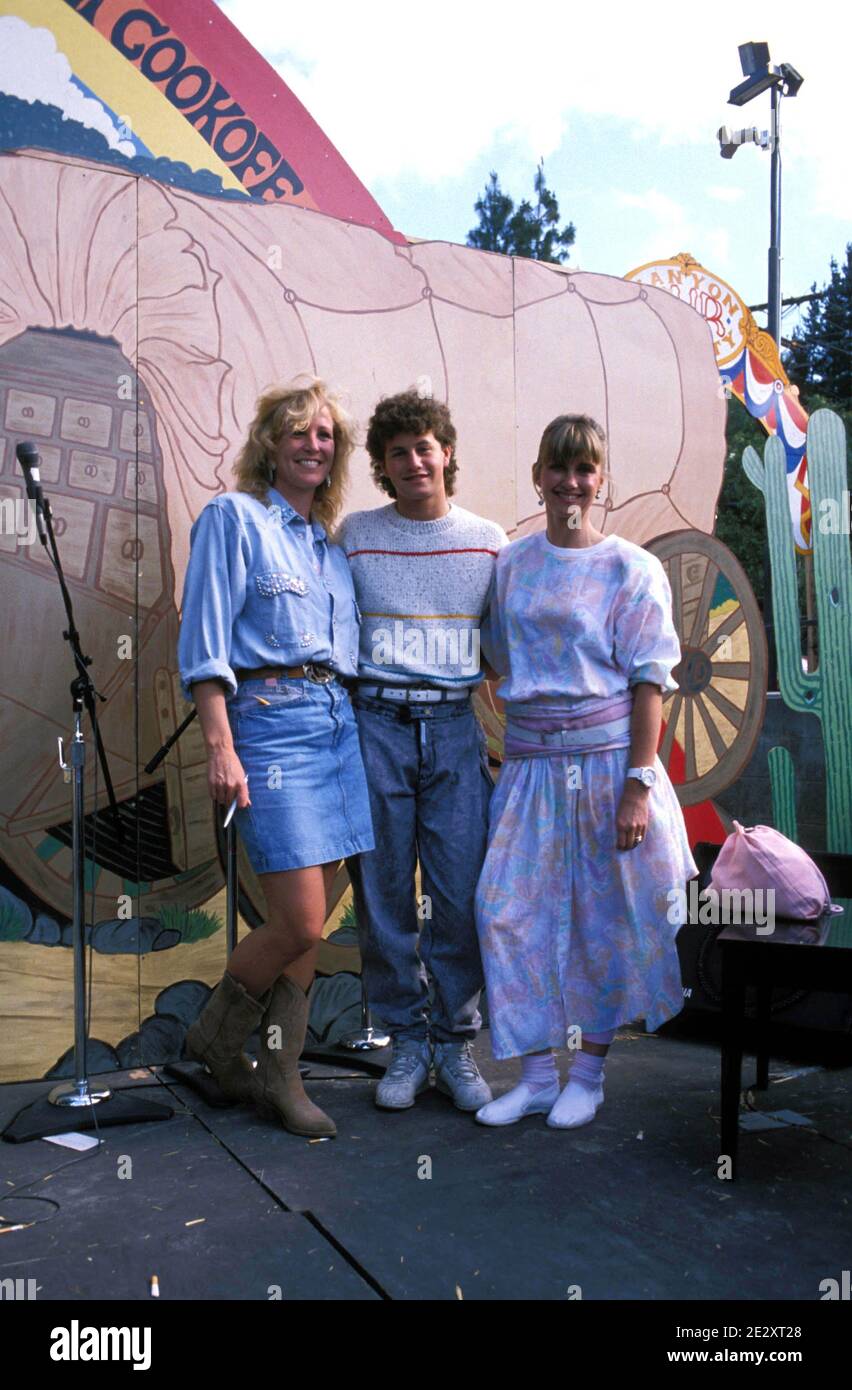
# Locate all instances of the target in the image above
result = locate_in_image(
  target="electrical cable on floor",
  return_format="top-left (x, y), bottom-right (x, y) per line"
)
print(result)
top-left (0, 1142), bottom-right (105, 1232)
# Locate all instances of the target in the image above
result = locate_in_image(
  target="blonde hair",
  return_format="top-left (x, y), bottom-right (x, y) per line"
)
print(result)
top-left (232, 376), bottom-right (356, 531)
top-left (532, 414), bottom-right (609, 493)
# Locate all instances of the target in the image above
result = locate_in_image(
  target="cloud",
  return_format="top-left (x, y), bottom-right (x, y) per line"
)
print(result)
top-left (614, 189), bottom-right (732, 271)
top-left (707, 185), bottom-right (745, 203)
top-left (221, 0), bottom-right (848, 217)
top-left (0, 15), bottom-right (135, 157)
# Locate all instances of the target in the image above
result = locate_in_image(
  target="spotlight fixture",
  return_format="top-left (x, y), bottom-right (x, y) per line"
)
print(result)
top-left (738, 41), bottom-right (771, 76)
top-left (727, 41), bottom-right (804, 107)
top-left (717, 126), bottom-right (770, 159)
top-left (778, 62), bottom-right (805, 97)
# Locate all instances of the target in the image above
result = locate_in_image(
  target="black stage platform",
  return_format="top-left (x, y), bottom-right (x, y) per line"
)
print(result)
top-left (2, 1031), bottom-right (850, 1302)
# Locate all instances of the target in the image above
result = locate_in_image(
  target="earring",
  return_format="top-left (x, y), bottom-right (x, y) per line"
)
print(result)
top-left (536, 490), bottom-right (545, 507)
top-left (324, 474), bottom-right (332, 489)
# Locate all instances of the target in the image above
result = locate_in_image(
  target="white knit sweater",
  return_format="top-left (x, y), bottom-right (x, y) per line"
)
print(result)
top-left (336, 503), bottom-right (508, 687)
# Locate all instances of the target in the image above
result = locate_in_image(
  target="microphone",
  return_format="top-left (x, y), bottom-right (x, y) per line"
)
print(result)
top-left (16, 440), bottom-right (48, 542)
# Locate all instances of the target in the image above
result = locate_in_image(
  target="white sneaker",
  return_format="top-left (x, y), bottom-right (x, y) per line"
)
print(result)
top-left (546, 1080), bottom-right (604, 1129)
top-left (475, 1080), bottom-right (560, 1127)
top-left (375, 1039), bottom-right (431, 1110)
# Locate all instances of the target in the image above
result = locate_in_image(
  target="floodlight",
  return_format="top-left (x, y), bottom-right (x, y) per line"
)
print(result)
top-left (729, 65), bottom-right (782, 106)
top-left (717, 126), bottom-right (739, 159)
top-left (779, 62), bottom-right (804, 97)
top-left (717, 126), bottom-right (767, 159)
top-left (739, 42), bottom-right (771, 76)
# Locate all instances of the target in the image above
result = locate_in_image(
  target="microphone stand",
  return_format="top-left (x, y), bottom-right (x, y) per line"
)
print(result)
top-left (43, 516), bottom-right (123, 841)
top-left (339, 978), bottom-right (390, 1051)
top-left (1, 452), bottom-right (173, 1140)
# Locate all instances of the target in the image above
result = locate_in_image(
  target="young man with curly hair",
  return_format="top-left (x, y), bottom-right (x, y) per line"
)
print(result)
top-left (337, 390), bottom-right (508, 1111)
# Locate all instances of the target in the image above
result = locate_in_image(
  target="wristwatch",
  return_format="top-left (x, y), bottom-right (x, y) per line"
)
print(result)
top-left (626, 766), bottom-right (657, 789)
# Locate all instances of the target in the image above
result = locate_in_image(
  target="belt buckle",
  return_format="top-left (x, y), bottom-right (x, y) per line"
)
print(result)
top-left (304, 663), bottom-right (334, 685)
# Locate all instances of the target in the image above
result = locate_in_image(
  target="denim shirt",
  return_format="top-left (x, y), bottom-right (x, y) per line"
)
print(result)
top-left (178, 488), bottom-right (360, 700)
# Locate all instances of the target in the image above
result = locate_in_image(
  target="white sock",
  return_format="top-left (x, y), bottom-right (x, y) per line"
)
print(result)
top-left (547, 1052), bottom-right (606, 1129)
top-left (475, 1052), bottom-right (559, 1126)
top-left (521, 1051), bottom-right (559, 1092)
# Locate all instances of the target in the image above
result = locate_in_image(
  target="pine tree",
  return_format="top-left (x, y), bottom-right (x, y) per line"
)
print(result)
top-left (467, 172), bottom-right (516, 256)
top-left (716, 396), bottom-right (768, 603)
top-left (467, 161), bottom-right (575, 263)
top-left (820, 246), bottom-right (852, 409)
top-left (784, 244), bottom-right (852, 421)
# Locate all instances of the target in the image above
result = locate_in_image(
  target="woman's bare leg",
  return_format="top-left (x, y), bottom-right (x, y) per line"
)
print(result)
top-left (226, 860), bottom-right (339, 998)
top-left (283, 862), bottom-right (339, 991)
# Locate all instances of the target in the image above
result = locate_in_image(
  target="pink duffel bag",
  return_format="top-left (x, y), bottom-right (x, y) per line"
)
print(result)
top-left (710, 821), bottom-right (844, 922)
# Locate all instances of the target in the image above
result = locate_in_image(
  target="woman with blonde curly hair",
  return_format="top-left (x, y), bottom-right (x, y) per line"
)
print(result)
top-left (178, 377), bottom-right (374, 1138)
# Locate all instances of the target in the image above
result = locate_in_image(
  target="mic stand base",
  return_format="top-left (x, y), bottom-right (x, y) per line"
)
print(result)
top-left (2, 1087), bottom-right (173, 1144)
top-left (338, 1028), bottom-right (391, 1051)
top-left (48, 1080), bottom-right (112, 1108)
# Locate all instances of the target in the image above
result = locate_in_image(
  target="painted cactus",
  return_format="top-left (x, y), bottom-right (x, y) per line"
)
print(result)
top-left (743, 409), bottom-right (852, 853)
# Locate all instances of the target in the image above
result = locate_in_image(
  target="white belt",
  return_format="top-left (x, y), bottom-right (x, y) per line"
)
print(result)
top-left (357, 684), bottom-right (471, 704)
top-left (505, 714), bottom-right (632, 749)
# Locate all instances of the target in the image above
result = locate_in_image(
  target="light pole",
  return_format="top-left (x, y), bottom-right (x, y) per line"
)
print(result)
top-left (718, 41), bottom-right (804, 350)
top-left (717, 43), bottom-right (804, 691)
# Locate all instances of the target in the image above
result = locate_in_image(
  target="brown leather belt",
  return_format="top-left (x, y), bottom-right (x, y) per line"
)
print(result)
top-left (235, 664), bottom-right (338, 685)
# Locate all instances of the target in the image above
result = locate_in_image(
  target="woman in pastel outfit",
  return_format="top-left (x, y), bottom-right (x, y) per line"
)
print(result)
top-left (475, 415), bottom-right (695, 1129)
top-left (178, 378), bottom-right (374, 1138)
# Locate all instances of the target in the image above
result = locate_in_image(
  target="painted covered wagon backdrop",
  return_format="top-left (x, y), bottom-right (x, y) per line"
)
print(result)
top-left (0, 0), bottom-right (770, 1084)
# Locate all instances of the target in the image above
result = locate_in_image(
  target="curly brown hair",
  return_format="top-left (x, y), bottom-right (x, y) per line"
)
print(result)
top-left (366, 390), bottom-right (458, 498)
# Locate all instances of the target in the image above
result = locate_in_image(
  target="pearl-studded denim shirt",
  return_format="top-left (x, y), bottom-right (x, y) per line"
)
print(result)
top-left (178, 488), bottom-right (361, 699)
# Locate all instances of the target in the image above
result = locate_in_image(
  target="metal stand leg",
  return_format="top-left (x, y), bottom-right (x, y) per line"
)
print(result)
top-left (226, 819), bottom-right (238, 958)
top-left (49, 701), bottom-right (111, 1109)
top-left (339, 974), bottom-right (390, 1051)
top-left (755, 983), bottom-right (771, 1090)
top-left (720, 952), bottom-right (746, 1180)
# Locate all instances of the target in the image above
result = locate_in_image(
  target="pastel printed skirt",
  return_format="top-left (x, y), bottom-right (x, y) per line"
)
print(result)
top-left (475, 748), bottom-right (697, 1059)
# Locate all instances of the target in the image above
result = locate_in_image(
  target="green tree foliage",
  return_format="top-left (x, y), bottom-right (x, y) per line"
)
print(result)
top-left (720, 245), bottom-right (851, 627)
top-left (784, 244), bottom-right (851, 427)
top-left (716, 395), bottom-right (769, 603)
top-left (467, 161), bottom-right (576, 263)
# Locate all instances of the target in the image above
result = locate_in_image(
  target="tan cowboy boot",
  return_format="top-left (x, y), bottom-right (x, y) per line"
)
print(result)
top-left (253, 975), bottom-right (336, 1137)
top-left (185, 972), bottom-right (269, 1102)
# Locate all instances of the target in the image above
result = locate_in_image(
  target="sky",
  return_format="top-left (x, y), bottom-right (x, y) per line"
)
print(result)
top-left (218, 0), bottom-right (850, 340)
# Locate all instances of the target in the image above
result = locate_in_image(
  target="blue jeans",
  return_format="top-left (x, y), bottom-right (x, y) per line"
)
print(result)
top-left (347, 697), bottom-right (493, 1043)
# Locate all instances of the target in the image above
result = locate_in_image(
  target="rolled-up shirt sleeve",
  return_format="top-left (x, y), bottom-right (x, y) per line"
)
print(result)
top-left (613, 556), bottom-right (681, 694)
top-left (178, 502), bottom-right (248, 700)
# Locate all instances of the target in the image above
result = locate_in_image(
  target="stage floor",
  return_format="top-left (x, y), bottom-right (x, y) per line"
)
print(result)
top-left (1, 1030), bottom-right (850, 1301)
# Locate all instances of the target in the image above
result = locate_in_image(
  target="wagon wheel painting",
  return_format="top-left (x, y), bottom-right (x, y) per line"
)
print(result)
top-left (645, 530), bottom-right (767, 807)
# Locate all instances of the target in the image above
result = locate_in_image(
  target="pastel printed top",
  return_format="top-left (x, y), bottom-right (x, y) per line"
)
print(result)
top-left (481, 532), bottom-right (681, 717)
top-left (178, 488), bottom-right (360, 700)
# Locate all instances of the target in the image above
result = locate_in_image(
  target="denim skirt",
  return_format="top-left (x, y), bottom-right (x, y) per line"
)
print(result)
top-left (227, 677), bottom-right (375, 874)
